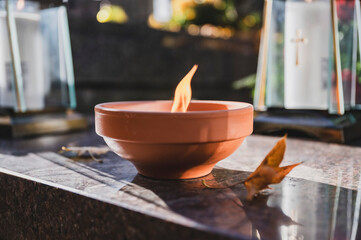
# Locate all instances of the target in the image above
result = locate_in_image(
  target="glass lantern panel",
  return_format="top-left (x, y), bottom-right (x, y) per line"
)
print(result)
top-left (356, 0), bottom-right (361, 108)
top-left (329, 0), bottom-right (356, 114)
top-left (41, 6), bottom-right (76, 110)
top-left (265, 0), bottom-right (285, 108)
top-left (0, 0), bottom-right (39, 111)
top-left (284, 0), bottom-right (331, 110)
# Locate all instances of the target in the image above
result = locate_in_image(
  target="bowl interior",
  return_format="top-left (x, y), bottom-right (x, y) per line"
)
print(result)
top-left (96, 100), bottom-right (251, 113)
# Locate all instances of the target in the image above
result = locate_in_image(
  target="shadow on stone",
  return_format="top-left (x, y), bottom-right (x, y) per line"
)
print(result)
top-left (123, 167), bottom-right (298, 239)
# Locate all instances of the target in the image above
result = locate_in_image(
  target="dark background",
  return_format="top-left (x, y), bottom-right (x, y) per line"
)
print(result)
top-left (42, 0), bottom-right (263, 112)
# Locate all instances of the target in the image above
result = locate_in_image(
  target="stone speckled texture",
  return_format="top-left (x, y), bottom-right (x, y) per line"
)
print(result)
top-left (225, 135), bottom-right (361, 190)
top-left (1, 128), bottom-right (361, 239)
top-left (1, 170), bottom-right (232, 240)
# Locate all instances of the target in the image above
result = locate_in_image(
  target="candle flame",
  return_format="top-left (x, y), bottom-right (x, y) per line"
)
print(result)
top-left (171, 65), bottom-right (198, 112)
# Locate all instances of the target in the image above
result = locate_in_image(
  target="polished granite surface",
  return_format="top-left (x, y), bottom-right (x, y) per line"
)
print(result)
top-left (1, 128), bottom-right (361, 239)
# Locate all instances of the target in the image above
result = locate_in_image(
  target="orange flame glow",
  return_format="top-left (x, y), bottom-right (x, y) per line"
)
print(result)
top-left (171, 65), bottom-right (198, 112)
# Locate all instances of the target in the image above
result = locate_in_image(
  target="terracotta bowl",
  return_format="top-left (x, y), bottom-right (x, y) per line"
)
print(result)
top-left (95, 100), bottom-right (253, 179)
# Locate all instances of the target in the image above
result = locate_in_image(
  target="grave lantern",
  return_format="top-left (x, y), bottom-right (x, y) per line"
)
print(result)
top-left (254, 0), bottom-right (361, 143)
top-left (0, 0), bottom-right (86, 137)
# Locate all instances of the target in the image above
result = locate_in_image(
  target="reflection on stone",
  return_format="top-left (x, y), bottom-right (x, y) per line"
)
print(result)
top-left (117, 166), bottom-right (361, 239)
top-left (123, 168), bottom-right (298, 239)
top-left (243, 194), bottom-right (298, 239)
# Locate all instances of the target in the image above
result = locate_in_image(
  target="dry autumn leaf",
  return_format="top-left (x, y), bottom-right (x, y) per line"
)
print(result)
top-left (244, 135), bottom-right (302, 200)
top-left (58, 146), bottom-right (110, 163)
top-left (202, 135), bottom-right (302, 201)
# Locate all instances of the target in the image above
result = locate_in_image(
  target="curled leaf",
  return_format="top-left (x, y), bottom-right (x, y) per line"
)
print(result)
top-left (201, 135), bottom-right (301, 201)
top-left (58, 146), bottom-right (110, 163)
top-left (244, 135), bottom-right (302, 200)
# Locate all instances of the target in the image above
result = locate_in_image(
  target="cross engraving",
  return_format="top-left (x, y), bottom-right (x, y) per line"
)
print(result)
top-left (291, 29), bottom-right (308, 66)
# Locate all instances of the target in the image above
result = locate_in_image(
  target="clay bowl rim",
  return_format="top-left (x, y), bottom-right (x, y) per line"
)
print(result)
top-left (95, 100), bottom-right (253, 116)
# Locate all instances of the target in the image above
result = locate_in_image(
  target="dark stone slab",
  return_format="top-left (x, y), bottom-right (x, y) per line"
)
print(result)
top-left (1, 127), bottom-right (361, 239)
top-left (0, 170), bottom-right (231, 240)
top-left (1, 165), bottom-right (361, 239)
top-left (124, 169), bottom-right (361, 240)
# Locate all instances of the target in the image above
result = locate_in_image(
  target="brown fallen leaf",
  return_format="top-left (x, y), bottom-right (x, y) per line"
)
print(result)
top-left (58, 146), bottom-right (110, 163)
top-left (244, 135), bottom-right (302, 201)
top-left (202, 135), bottom-right (302, 201)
